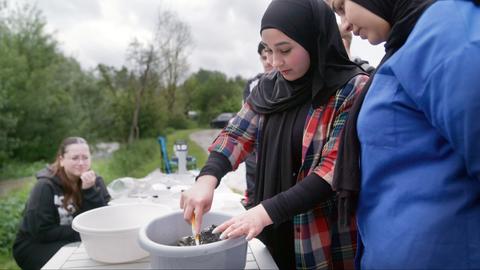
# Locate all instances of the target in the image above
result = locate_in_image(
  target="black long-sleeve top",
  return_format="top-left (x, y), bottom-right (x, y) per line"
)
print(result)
top-left (14, 168), bottom-right (111, 246)
top-left (198, 103), bottom-right (333, 224)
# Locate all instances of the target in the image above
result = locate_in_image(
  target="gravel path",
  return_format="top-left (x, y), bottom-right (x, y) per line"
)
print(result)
top-left (188, 129), bottom-right (221, 154)
top-left (0, 177), bottom-right (34, 197)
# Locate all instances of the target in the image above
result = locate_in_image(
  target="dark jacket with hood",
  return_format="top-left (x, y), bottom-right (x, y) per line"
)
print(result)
top-left (14, 168), bottom-right (110, 250)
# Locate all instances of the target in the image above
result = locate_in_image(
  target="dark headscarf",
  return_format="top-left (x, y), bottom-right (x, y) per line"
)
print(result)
top-left (247, 0), bottom-right (364, 207)
top-left (248, 0), bottom-right (364, 112)
top-left (333, 0), bottom-right (436, 226)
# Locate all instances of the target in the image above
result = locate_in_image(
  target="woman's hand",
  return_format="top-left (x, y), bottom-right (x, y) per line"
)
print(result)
top-left (180, 175), bottom-right (217, 234)
top-left (80, 170), bottom-right (96, 189)
top-left (212, 204), bottom-right (273, 241)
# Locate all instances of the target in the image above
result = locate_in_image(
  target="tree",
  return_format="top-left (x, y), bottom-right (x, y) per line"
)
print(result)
top-left (0, 3), bottom-right (100, 162)
top-left (181, 69), bottom-right (245, 125)
top-left (126, 40), bottom-right (158, 144)
top-left (93, 64), bottom-right (133, 142)
top-left (123, 7), bottom-right (193, 144)
top-left (0, 3), bottom-right (79, 161)
top-left (154, 9), bottom-right (193, 112)
top-left (0, 20), bottom-right (22, 163)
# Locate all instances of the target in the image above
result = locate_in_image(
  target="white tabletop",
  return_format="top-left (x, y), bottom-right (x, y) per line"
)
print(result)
top-left (42, 238), bottom-right (277, 270)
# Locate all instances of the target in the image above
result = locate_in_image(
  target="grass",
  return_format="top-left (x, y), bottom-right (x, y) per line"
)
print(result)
top-left (0, 129), bottom-right (208, 269)
top-left (0, 181), bottom-right (34, 270)
top-left (0, 254), bottom-right (19, 270)
top-left (91, 129), bottom-right (207, 184)
top-left (0, 161), bottom-right (46, 181)
top-left (91, 138), bottom-right (162, 184)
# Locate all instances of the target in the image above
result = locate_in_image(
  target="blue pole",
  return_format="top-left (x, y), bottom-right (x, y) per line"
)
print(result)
top-left (157, 136), bottom-right (171, 174)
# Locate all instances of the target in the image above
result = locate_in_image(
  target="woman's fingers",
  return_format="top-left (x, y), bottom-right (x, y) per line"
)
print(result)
top-left (219, 223), bottom-right (239, 239)
top-left (218, 221), bottom-right (254, 240)
top-left (180, 176), bottom-right (218, 235)
top-left (183, 204), bottom-right (194, 223)
top-left (194, 208), bottom-right (205, 235)
top-left (212, 219), bottom-right (233, 234)
top-left (213, 205), bottom-right (273, 240)
top-left (215, 218), bottom-right (249, 240)
top-left (245, 229), bottom-right (256, 241)
top-left (80, 170), bottom-right (96, 189)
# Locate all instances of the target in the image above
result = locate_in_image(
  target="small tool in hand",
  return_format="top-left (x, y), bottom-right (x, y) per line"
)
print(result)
top-left (191, 214), bottom-right (200, 246)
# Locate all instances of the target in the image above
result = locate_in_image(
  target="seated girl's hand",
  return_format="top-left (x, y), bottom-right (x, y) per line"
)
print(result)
top-left (212, 204), bottom-right (273, 241)
top-left (80, 170), bottom-right (96, 189)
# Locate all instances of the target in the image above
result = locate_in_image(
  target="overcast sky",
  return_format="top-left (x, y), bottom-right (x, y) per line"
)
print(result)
top-left (27, 0), bottom-right (385, 79)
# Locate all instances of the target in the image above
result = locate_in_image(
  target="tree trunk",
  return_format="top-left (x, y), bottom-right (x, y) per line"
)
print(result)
top-left (128, 52), bottom-right (153, 144)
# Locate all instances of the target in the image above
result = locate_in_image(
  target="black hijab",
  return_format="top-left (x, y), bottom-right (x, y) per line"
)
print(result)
top-left (247, 0), bottom-right (364, 205)
top-left (248, 0), bottom-right (364, 112)
top-left (332, 0), bottom-right (435, 226)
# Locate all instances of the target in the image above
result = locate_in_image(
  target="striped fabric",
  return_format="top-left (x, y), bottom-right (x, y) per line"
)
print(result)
top-left (209, 74), bottom-right (368, 269)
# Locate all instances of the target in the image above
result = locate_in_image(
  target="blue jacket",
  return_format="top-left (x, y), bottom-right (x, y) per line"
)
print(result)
top-left (356, 0), bottom-right (480, 268)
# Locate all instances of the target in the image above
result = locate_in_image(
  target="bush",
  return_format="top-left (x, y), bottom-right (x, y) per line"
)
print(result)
top-left (166, 113), bottom-right (195, 130)
top-left (0, 253), bottom-right (19, 269)
top-left (0, 183), bottom-right (32, 262)
top-left (0, 161), bottom-right (46, 181)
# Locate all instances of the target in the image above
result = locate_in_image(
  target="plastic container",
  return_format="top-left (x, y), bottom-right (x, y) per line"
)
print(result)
top-left (72, 204), bottom-right (171, 263)
top-left (139, 211), bottom-right (247, 269)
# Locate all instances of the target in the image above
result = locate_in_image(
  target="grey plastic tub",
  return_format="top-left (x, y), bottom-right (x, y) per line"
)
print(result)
top-left (138, 211), bottom-right (247, 269)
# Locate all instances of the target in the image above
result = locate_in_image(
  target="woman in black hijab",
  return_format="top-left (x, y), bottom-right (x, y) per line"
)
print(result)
top-left (331, 0), bottom-right (480, 268)
top-left (331, 0), bottom-right (435, 225)
top-left (181, 0), bottom-right (368, 268)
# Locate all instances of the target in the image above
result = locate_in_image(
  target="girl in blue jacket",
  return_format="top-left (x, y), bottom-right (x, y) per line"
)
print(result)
top-left (329, 0), bottom-right (480, 268)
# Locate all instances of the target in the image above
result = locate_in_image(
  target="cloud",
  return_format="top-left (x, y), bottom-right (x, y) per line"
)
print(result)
top-left (25, 0), bottom-right (383, 79)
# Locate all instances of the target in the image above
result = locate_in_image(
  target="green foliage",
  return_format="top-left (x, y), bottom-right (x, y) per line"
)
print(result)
top-left (137, 91), bottom-right (169, 138)
top-left (180, 69), bottom-right (245, 125)
top-left (88, 65), bottom-right (135, 142)
top-left (0, 3), bottom-right (90, 162)
top-left (0, 161), bottom-right (45, 180)
top-left (0, 21), bottom-right (24, 164)
top-left (165, 112), bottom-right (195, 130)
top-left (93, 64), bottom-right (174, 142)
top-left (0, 195), bottom-right (26, 254)
top-left (0, 253), bottom-right (19, 270)
top-left (0, 1), bottom-right (236, 169)
top-left (0, 181), bottom-right (33, 269)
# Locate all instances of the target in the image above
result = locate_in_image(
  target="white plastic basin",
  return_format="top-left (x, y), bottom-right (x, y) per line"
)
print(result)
top-left (72, 203), bottom-right (171, 263)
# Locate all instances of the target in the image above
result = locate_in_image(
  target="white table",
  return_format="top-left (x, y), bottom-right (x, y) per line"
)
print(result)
top-left (42, 238), bottom-right (277, 269)
top-left (42, 172), bottom-right (278, 269)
